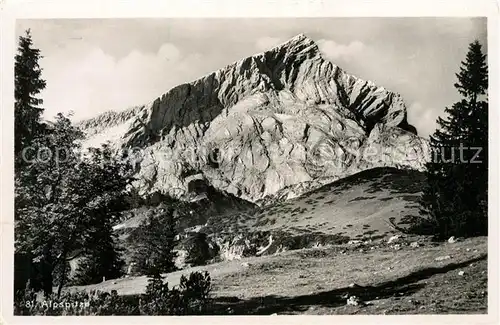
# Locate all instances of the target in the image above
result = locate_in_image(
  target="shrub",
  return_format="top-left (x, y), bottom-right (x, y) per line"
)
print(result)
top-left (179, 270), bottom-right (212, 313)
top-left (14, 271), bottom-right (212, 316)
top-left (14, 287), bottom-right (141, 316)
top-left (140, 271), bottom-right (212, 315)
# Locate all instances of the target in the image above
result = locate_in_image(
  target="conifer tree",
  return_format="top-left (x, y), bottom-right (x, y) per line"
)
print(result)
top-left (128, 206), bottom-right (179, 276)
top-left (185, 232), bottom-right (211, 266)
top-left (14, 29), bottom-right (47, 163)
top-left (71, 221), bottom-right (125, 287)
top-left (420, 40), bottom-right (488, 238)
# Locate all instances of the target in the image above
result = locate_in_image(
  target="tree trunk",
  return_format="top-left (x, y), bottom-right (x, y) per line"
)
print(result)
top-left (41, 258), bottom-right (54, 297)
top-left (41, 242), bottom-right (54, 297)
top-left (56, 252), bottom-right (68, 299)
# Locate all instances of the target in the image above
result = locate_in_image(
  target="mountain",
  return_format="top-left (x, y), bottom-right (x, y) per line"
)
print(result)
top-left (79, 34), bottom-right (430, 203)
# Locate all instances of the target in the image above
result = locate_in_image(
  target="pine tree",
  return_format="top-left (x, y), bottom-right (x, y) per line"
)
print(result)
top-left (128, 206), bottom-right (179, 276)
top-left (185, 232), bottom-right (211, 266)
top-left (71, 221), bottom-right (125, 286)
top-left (420, 40), bottom-right (488, 239)
top-left (15, 29), bottom-right (47, 163)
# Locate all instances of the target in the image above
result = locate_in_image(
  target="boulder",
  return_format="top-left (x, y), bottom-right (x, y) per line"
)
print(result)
top-left (410, 241), bottom-right (420, 248)
top-left (387, 235), bottom-right (401, 244)
top-left (392, 244), bottom-right (402, 250)
top-left (348, 283), bottom-right (363, 289)
top-left (347, 296), bottom-right (361, 306)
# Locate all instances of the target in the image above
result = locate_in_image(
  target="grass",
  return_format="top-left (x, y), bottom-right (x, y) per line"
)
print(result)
top-left (81, 167), bottom-right (486, 315)
top-left (210, 236), bottom-right (487, 315)
top-left (210, 167), bottom-right (427, 238)
top-left (67, 236), bottom-right (487, 315)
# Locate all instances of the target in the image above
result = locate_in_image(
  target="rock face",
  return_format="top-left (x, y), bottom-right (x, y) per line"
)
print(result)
top-left (79, 34), bottom-right (429, 203)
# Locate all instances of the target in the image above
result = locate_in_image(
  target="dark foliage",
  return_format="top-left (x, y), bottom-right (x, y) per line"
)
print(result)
top-left (127, 206), bottom-right (179, 276)
top-left (417, 40), bottom-right (488, 239)
top-left (140, 271), bottom-right (212, 315)
top-left (185, 232), bottom-right (212, 266)
top-left (14, 271), bottom-right (212, 315)
top-left (14, 30), bottom-right (134, 296)
top-left (71, 222), bottom-right (125, 285)
top-left (14, 29), bottom-right (47, 165)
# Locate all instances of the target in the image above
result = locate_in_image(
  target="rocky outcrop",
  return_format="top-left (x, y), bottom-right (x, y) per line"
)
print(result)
top-left (80, 33), bottom-right (429, 203)
top-left (209, 229), bottom-right (351, 261)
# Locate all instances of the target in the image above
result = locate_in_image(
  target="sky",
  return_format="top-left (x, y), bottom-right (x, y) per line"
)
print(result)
top-left (16, 18), bottom-right (487, 138)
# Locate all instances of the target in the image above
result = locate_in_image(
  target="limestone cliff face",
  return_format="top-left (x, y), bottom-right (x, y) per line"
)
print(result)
top-left (80, 34), bottom-right (429, 203)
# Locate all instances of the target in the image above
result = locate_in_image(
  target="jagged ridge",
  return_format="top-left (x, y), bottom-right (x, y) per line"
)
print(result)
top-left (81, 33), bottom-right (429, 202)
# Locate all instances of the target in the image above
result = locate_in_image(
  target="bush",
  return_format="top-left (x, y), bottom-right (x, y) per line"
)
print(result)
top-left (140, 271), bottom-right (212, 315)
top-left (14, 287), bottom-right (141, 316)
top-left (14, 271), bottom-right (212, 315)
top-left (179, 271), bottom-right (212, 313)
top-left (184, 233), bottom-right (212, 266)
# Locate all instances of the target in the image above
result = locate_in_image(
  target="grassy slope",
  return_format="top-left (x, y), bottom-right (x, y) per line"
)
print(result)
top-left (211, 236), bottom-right (487, 315)
top-left (208, 167), bottom-right (426, 241)
top-left (67, 167), bottom-right (487, 314)
top-left (68, 236), bottom-right (487, 315)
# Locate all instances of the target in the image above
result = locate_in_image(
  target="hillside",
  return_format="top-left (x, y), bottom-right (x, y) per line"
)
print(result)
top-left (205, 167), bottom-right (425, 240)
top-left (107, 167), bottom-right (426, 264)
top-left (67, 236), bottom-right (487, 315)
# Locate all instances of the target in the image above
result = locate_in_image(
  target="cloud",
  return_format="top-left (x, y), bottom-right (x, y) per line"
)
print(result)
top-left (407, 102), bottom-right (442, 138)
top-left (39, 43), bottom-right (205, 121)
top-left (317, 39), bottom-right (366, 62)
top-left (255, 37), bottom-right (283, 51)
top-left (24, 18), bottom-right (485, 130)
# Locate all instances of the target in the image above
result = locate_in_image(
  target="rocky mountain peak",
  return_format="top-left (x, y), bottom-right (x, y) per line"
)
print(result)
top-left (81, 34), bottom-right (429, 203)
top-left (268, 33), bottom-right (321, 56)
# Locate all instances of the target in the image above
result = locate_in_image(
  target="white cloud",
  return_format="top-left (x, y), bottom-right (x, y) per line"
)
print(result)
top-left (317, 39), bottom-right (366, 62)
top-left (39, 43), bottom-right (205, 121)
top-left (407, 102), bottom-right (442, 138)
top-left (255, 37), bottom-right (283, 51)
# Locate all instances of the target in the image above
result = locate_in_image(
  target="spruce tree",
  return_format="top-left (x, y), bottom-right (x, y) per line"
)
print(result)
top-left (71, 222), bottom-right (125, 286)
top-left (185, 232), bottom-right (211, 266)
top-left (128, 206), bottom-right (179, 276)
top-left (420, 40), bottom-right (488, 238)
top-left (14, 29), bottom-right (47, 163)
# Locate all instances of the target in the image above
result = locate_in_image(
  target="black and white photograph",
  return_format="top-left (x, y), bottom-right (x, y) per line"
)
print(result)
top-left (1, 1), bottom-right (497, 321)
